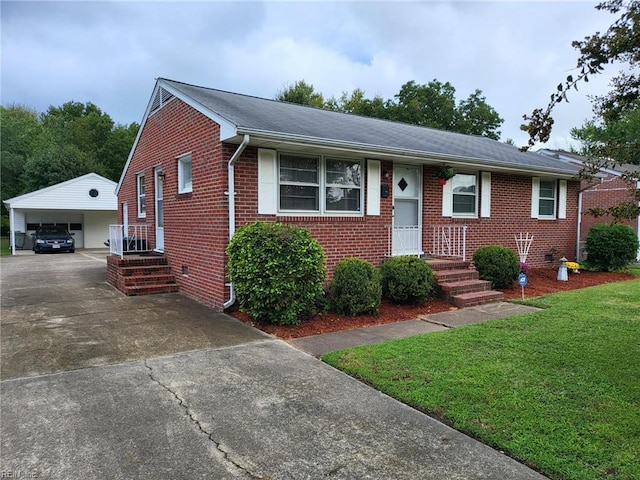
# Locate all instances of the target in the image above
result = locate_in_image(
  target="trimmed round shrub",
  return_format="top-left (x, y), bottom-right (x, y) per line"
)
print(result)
top-left (226, 222), bottom-right (326, 325)
top-left (329, 258), bottom-right (382, 316)
top-left (472, 245), bottom-right (520, 288)
top-left (585, 223), bottom-right (639, 271)
top-left (380, 256), bottom-right (436, 305)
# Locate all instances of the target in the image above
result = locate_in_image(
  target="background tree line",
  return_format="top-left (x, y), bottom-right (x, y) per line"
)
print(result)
top-left (275, 79), bottom-right (505, 140)
top-left (1, 102), bottom-right (139, 233)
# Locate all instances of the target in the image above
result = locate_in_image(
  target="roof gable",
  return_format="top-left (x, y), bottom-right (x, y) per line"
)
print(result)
top-left (4, 173), bottom-right (117, 210)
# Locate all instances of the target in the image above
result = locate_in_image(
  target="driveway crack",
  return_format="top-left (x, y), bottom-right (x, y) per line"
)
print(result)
top-left (143, 360), bottom-right (266, 479)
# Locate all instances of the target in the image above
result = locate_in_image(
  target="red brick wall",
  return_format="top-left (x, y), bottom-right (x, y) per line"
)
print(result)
top-left (579, 173), bottom-right (639, 257)
top-left (118, 98), bottom-right (229, 310)
top-left (119, 97), bottom-right (581, 311)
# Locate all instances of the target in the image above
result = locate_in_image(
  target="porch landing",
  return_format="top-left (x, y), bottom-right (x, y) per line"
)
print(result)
top-left (426, 258), bottom-right (504, 308)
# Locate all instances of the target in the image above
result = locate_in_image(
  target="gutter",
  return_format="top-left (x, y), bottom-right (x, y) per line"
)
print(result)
top-left (223, 134), bottom-right (250, 309)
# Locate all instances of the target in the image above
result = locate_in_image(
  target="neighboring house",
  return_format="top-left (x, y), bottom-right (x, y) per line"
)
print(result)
top-left (3, 173), bottom-right (117, 254)
top-left (114, 78), bottom-right (583, 311)
top-left (537, 149), bottom-right (640, 260)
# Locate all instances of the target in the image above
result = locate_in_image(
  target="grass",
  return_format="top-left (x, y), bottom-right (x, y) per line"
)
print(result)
top-left (0, 237), bottom-right (11, 255)
top-left (323, 279), bottom-right (640, 480)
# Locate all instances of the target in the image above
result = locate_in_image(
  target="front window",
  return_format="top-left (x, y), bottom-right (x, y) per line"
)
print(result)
top-left (325, 159), bottom-right (361, 212)
top-left (452, 173), bottom-right (477, 216)
top-left (177, 153), bottom-right (192, 193)
top-left (278, 154), bottom-right (362, 214)
top-left (137, 173), bottom-right (146, 217)
top-left (279, 154), bottom-right (320, 211)
top-left (539, 179), bottom-right (556, 218)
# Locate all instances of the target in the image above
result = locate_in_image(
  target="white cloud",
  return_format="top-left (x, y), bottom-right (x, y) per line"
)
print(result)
top-left (0, 0), bottom-right (622, 147)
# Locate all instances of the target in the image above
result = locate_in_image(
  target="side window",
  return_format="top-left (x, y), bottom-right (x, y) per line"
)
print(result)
top-left (177, 153), bottom-right (192, 194)
top-left (538, 179), bottom-right (556, 218)
top-left (137, 173), bottom-right (146, 217)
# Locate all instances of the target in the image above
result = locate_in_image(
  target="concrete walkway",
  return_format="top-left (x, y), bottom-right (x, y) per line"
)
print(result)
top-left (1, 252), bottom-right (547, 479)
top-left (290, 302), bottom-right (541, 357)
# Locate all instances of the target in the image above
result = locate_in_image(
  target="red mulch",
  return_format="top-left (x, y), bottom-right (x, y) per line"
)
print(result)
top-left (229, 268), bottom-right (637, 340)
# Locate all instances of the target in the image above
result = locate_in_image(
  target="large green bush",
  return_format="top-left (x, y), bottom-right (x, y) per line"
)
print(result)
top-left (380, 256), bottom-right (436, 305)
top-left (585, 223), bottom-right (639, 271)
top-left (226, 222), bottom-right (326, 325)
top-left (329, 258), bottom-right (382, 316)
top-left (472, 245), bottom-right (520, 288)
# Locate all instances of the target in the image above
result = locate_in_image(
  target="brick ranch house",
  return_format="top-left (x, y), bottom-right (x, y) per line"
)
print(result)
top-left (538, 149), bottom-right (640, 261)
top-left (110, 78), bottom-right (583, 311)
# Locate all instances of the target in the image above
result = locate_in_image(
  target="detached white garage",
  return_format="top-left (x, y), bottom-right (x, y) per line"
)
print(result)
top-left (3, 173), bottom-right (117, 254)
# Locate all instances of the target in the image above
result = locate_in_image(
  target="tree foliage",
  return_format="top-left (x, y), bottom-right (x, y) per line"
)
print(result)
top-left (1, 101), bottom-right (138, 234)
top-left (1, 101), bottom-right (138, 194)
top-left (522, 0), bottom-right (640, 222)
top-left (275, 80), bottom-right (325, 108)
top-left (274, 79), bottom-right (504, 139)
top-left (521, 0), bottom-right (640, 157)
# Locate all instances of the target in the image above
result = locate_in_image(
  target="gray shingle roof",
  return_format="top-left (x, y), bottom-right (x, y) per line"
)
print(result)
top-left (160, 78), bottom-right (581, 176)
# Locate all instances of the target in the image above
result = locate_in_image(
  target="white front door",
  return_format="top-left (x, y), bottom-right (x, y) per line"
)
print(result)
top-left (392, 164), bottom-right (422, 256)
top-left (154, 167), bottom-right (164, 252)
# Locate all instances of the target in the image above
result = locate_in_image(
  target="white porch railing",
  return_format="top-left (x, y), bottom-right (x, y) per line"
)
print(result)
top-left (431, 224), bottom-right (467, 261)
top-left (108, 224), bottom-right (149, 258)
top-left (388, 225), bottom-right (423, 257)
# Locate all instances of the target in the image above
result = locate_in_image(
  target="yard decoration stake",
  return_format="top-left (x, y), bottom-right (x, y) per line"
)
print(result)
top-left (515, 232), bottom-right (534, 263)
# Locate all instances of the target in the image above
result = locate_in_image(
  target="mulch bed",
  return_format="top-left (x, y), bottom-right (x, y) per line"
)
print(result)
top-left (229, 268), bottom-right (637, 340)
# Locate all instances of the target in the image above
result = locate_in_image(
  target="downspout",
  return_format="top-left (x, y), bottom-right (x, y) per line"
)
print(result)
top-left (223, 134), bottom-right (250, 309)
top-left (576, 190), bottom-right (583, 261)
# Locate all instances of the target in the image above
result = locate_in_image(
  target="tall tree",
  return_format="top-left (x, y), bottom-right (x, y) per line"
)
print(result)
top-left (275, 80), bottom-right (325, 107)
top-left (456, 89), bottom-right (504, 140)
top-left (521, 0), bottom-right (640, 157)
top-left (0, 105), bottom-right (44, 200)
top-left (521, 0), bottom-right (639, 222)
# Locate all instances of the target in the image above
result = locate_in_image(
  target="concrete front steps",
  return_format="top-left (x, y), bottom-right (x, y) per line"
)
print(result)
top-left (427, 258), bottom-right (503, 308)
top-left (106, 254), bottom-right (179, 296)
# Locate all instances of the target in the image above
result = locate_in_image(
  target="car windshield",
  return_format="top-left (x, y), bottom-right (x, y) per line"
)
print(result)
top-left (38, 227), bottom-right (69, 236)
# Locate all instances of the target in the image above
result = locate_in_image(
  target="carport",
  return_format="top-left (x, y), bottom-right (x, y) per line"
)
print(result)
top-left (3, 173), bottom-right (118, 254)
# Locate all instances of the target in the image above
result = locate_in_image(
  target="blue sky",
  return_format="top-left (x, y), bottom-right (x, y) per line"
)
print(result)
top-left (1, 1), bottom-right (619, 150)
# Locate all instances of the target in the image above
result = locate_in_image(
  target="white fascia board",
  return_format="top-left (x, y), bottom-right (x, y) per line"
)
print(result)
top-left (238, 128), bottom-right (581, 179)
top-left (4, 173), bottom-right (116, 207)
top-left (158, 80), bottom-right (238, 140)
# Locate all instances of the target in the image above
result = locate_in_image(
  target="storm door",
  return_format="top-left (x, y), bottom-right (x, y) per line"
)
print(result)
top-left (392, 164), bottom-right (422, 256)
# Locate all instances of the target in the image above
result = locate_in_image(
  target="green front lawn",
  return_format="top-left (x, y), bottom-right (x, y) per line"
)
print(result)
top-left (323, 280), bottom-right (640, 480)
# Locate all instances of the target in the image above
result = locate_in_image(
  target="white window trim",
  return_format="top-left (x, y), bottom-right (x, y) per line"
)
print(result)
top-left (277, 152), bottom-right (364, 216)
top-left (448, 172), bottom-right (479, 219)
top-left (177, 153), bottom-right (193, 194)
top-left (532, 177), bottom-right (558, 220)
top-left (136, 172), bottom-right (146, 218)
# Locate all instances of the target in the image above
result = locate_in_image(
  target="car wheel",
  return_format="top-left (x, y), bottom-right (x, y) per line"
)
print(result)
top-left (69, 249), bottom-right (75, 253)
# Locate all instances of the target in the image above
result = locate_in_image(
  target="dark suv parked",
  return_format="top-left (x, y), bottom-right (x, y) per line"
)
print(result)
top-left (32, 226), bottom-right (75, 253)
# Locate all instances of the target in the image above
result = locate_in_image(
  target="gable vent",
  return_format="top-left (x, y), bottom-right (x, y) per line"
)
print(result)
top-left (150, 87), bottom-right (175, 115)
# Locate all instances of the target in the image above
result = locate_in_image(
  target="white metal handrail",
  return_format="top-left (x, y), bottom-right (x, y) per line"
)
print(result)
top-left (108, 224), bottom-right (149, 258)
top-left (431, 224), bottom-right (467, 261)
top-left (387, 225), bottom-right (422, 257)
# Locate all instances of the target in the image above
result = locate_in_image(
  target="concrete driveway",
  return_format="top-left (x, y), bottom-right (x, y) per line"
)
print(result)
top-left (1, 251), bottom-right (547, 479)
